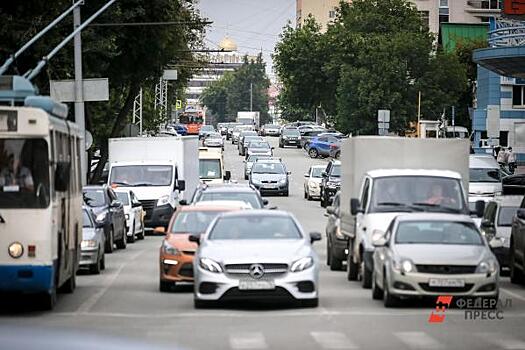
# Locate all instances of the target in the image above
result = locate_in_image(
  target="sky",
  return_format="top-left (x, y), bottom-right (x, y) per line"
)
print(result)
top-left (197, 0), bottom-right (296, 80)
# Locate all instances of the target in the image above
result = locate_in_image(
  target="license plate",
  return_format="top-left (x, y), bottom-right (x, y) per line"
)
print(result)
top-left (428, 278), bottom-right (465, 287)
top-left (288, 140), bottom-right (296, 143)
top-left (263, 184), bottom-right (277, 189)
top-left (239, 280), bottom-right (275, 290)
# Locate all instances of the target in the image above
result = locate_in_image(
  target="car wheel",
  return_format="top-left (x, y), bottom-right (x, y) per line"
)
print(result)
top-left (335, 151), bottom-right (341, 159)
top-left (383, 274), bottom-right (399, 308)
top-left (301, 298), bottom-right (319, 308)
top-left (297, 144), bottom-right (301, 149)
top-left (372, 270), bottom-right (383, 300)
top-left (138, 221), bottom-right (145, 239)
top-left (329, 246), bottom-right (343, 271)
top-left (159, 280), bottom-right (174, 292)
top-left (320, 192), bottom-right (327, 208)
top-left (360, 260), bottom-right (372, 289)
top-left (308, 148), bottom-right (319, 158)
top-left (100, 252), bottom-right (106, 270)
top-left (105, 227), bottom-right (114, 253)
top-left (127, 221), bottom-right (136, 243)
top-left (89, 259), bottom-right (101, 274)
top-left (245, 174), bottom-right (248, 180)
top-left (510, 242), bottom-right (524, 284)
top-left (283, 189), bottom-right (289, 197)
top-left (304, 188), bottom-right (307, 199)
top-left (326, 239), bottom-right (331, 266)
top-left (347, 246), bottom-right (358, 281)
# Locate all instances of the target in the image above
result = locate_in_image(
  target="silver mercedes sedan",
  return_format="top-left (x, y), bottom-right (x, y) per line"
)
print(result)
top-left (372, 213), bottom-right (499, 307)
top-left (191, 210), bottom-right (321, 308)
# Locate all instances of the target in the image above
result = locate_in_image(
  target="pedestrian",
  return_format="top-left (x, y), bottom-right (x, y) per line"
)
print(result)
top-left (493, 145), bottom-right (501, 159)
top-left (497, 147), bottom-right (507, 167)
top-left (507, 147), bottom-right (516, 174)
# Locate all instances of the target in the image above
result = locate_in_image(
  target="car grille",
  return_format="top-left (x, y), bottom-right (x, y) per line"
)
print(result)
top-left (225, 263), bottom-right (288, 278)
top-left (178, 263), bottom-right (194, 278)
top-left (182, 250), bottom-right (195, 255)
top-left (220, 287), bottom-right (293, 301)
top-left (140, 200), bottom-right (156, 219)
top-left (416, 265), bottom-right (477, 274)
top-left (261, 180), bottom-right (278, 184)
top-left (419, 283), bottom-right (474, 293)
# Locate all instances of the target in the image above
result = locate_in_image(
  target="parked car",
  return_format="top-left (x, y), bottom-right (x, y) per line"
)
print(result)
top-left (203, 132), bottom-right (224, 149)
top-left (260, 124), bottom-right (280, 136)
top-left (249, 161), bottom-right (290, 196)
top-left (83, 185), bottom-right (127, 253)
top-left (372, 213), bottom-right (499, 307)
top-left (199, 125), bottom-right (215, 139)
top-left (244, 155), bottom-right (273, 180)
top-left (306, 135), bottom-right (341, 158)
top-left (80, 207), bottom-right (106, 274)
top-left (114, 189), bottom-right (145, 243)
top-left (191, 210), bottom-right (321, 308)
top-left (325, 192), bottom-right (348, 271)
top-left (298, 125), bottom-right (324, 135)
top-left (300, 130), bottom-right (326, 149)
top-left (158, 204), bottom-right (244, 292)
top-left (320, 160), bottom-right (341, 207)
top-left (189, 183), bottom-right (268, 209)
top-left (279, 128), bottom-right (302, 148)
top-left (480, 196), bottom-right (521, 271)
top-left (510, 195), bottom-right (525, 284)
top-left (303, 165), bottom-right (325, 200)
top-left (246, 141), bottom-right (273, 159)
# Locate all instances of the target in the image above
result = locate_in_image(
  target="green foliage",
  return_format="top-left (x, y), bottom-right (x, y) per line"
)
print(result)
top-left (201, 53), bottom-right (270, 124)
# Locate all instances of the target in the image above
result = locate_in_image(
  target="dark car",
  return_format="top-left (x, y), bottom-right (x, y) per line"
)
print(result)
top-left (320, 160), bottom-right (341, 208)
top-left (83, 185), bottom-right (127, 253)
top-left (279, 128), bottom-right (302, 148)
top-left (226, 123), bottom-right (242, 140)
top-left (510, 195), bottom-right (525, 285)
top-left (189, 183), bottom-right (268, 209)
top-left (306, 135), bottom-right (341, 158)
top-left (238, 133), bottom-right (261, 156)
top-left (325, 192), bottom-right (348, 271)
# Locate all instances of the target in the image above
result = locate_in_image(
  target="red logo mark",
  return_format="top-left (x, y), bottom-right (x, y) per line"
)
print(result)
top-left (428, 295), bottom-right (453, 324)
top-left (504, 0), bottom-right (525, 15)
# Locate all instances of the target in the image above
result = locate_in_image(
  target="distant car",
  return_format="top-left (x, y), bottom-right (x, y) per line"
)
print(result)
top-left (190, 183), bottom-right (268, 209)
top-left (298, 125), bottom-right (324, 135)
top-left (372, 213), bottom-right (499, 307)
top-left (260, 124), bottom-right (280, 136)
top-left (173, 124), bottom-right (188, 136)
top-left (191, 210), bottom-right (321, 308)
top-left (80, 207), bottom-right (106, 274)
top-left (246, 141), bottom-right (273, 159)
top-left (320, 160), bottom-right (341, 207)
top-left (232, 126), bottom-right (254, 144)
top-left (83, 185), bottom-right (127, 253)
top-left (158, 205), bottom-right (244, 292)
top-left (279, 128), bottom-right (302, 148)
top-left (510, 195), bottom-right (525, 284)
top-left (199, 125), bottom-right (215, 139)
top-left (250, 161), bottom-right (290, 196)
top-left (325, 192), bottom-right (348, 271)
top-left (114, 189), bottom-right (145, 243)
top-left (238, 133), bottom-right (261, 155)
top-left (217, 122), bottom-right (229, 136)
top-left (244, 155), bottom-right (273, 180)
top-left (203, 132), bottom-right (224, 148)
top-left (303, 165), bottom-right (325, 200)
top-left (306, 135), bottom-right (341, 158)
top-left (226, 123), bottom-right (242, 140)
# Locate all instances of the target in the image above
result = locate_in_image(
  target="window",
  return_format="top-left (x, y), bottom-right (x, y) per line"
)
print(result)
top-left (512, 85), bottom-right (525, 106)
top-left (439, 1), bottom-right (449, 23)
top-left (481, 0), bottom-right (501, 9)
top-left (419, 11), bottom-right (430, 29)
top-left (440, 0), bottom-right (448, 6)
top-left (395, 221), bottom-right (482, 245)
top-left (515, 123), bottom-right (525, 146)
top-left (500, 131), bottom-right (509, 147)
top-left (329, 9), bottom-right (336, 18)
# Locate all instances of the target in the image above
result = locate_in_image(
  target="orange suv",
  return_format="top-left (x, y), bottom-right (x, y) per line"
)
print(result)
top-left (158, 204), bottom-right (243, 292)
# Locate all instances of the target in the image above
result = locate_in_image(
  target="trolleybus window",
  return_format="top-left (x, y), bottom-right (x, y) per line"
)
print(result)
top-left (0, 139), bottom-right (50, 208)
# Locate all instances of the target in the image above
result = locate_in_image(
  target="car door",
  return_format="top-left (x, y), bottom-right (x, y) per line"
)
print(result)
top-left (481, 202), bottom-right (497, 240)
top-left (514, 197), bottom-right (525, 262)
top-left (305, 166), bottom-right (312, 191)
top-left (108, 188), bottom-right (125, 237)
top-left (131, 191), bottom-right (142, 231)
top-left (316, 137), bottom-right (330, 155)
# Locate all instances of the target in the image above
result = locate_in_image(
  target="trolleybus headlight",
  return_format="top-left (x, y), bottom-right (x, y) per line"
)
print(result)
top-left (8, 242), bottom-right (24, 258)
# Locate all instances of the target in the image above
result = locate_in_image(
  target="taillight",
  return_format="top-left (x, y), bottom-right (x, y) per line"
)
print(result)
top-left (330, 144), bottom-right (338, 149)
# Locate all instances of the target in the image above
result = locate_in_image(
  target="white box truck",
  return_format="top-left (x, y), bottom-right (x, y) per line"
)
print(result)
top-left (338, 137), bottom-right (482, 288)
top-left (107, 136), bottom-right (199, 229)
top-left (237, 111), bottom-right (260, 130)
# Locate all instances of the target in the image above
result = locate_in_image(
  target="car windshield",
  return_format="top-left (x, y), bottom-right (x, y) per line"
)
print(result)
top-left (171, 211), bottom-right (225, 234)
top-left (0, 138), bottom-right (50, 209)
top-left (311, 167), bottom-right (324, 178)
top-left (110, 165), bottom-right (173, 187)
top-left (83, 189), bottom-right (106, 207)
top-left (370, 176), bottom-right (465, 213)
top-left (395, 221), bottom-right (483, 245)
top-left (115, 192), bottom-right (130, 205)
top-left (283, 129), bottom-right (300, 136)
top-left (252, 162), bottom-right (285, 174)
top-left (470, 168), bottom-right (501, 183)
top-left (249, 142), bottom-right (270, 149)
top-left (209, 216), bottom-right (302, 240)
top-left (498, 206), bottom-right (519, 226)
top-left (242, 132), bottom-right (258, 138)
top-left (206, 132), bottom-right (221, 139)
top-left (330, 164), bottom-right (341, 177)
top-left (199, 159), bottom-right (222, 179)
top-left (199, 192), bottom-right (262, 208)
top-left (82, 210), bottom-right (93, 228)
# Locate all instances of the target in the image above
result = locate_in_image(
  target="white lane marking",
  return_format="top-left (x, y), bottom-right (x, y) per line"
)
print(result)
top-left (310, 331), bottom-right (358, 349)
top-left (75, 249), bottom-right (144, 314)
top-left (501, 287), bottom-right (525, 302)
top-left (394, 332), bottom-right (443, 349)
top-left (229, 332), bottom-right (267, 349)
top-left (476, 332), bottom-right (525, 349)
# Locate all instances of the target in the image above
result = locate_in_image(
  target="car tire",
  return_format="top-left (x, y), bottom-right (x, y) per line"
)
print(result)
top-left (100, 253), bottom-right (106, 270)
top-left (194, 298), bottom-right (215, 309)
top-left (326, 239), bottom-right (331, 266)
top-left (304, 189), bottom-right (307, 199)
top-left (159, 280), bottom-right (174, 292)
top-left (245, 174), bottom-right (248, 180)
top-left (297, 144), bottom-right (301, 149)
top-left (510, 242), bottom-right (524, 284)
top-left (347, 248), bottom-right (358, 281)
top-left (301, 298), bottom-right (319, 308)
top-left (320, 192), bottom-right (327, 208)
top-left (383, 274), bottom-right (399, 308)
top-left (335, 151), bottom-right (341, 159)
top-left (361, 260), bottom-right (372, 289)
top-left (283, 189), bottom-right (289, 197)
top-left (372, 270), bottom-right (383, 300)
top-left (89, 259), bottom-right (101, 274)
top-left (138, 221), bottom-right (145, 240)
top-left (329, 248), bottom-right (343, 271)
top-left (127, 221), bottom-right (136, 243)
top-left (105, 227), bottom-right (114, 253)
top-left (279, 142), bottom-right (283, 148)
top-left (308, 148), bottom-right (319, 158)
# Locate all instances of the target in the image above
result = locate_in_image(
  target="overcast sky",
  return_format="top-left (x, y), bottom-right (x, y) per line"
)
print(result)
top-left (197, 0), bottom-right (296, 80)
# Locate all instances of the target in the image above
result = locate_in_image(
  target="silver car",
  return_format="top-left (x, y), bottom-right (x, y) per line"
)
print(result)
top-left (191, 210), bottom-right (321, 308)
top-left (372, 213), bottom-right (499, 307)
top-left (246, 141), bottom-right (273, 159)
top-left (243, 155), bottom-right (272, 180)
top-left (203, 132), bottom-right (224, 148)
top-left (80, 207), bottom-right (106, 274)
top-left (249, 161), bottom-right (290, 196)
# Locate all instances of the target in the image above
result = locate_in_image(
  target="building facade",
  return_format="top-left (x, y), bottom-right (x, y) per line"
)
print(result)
top-left (296, 0), bottom-right (350, 31)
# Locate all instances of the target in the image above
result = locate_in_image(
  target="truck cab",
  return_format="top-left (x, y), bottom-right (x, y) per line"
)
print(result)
top-left (199, 147), bottom-right (230, 184)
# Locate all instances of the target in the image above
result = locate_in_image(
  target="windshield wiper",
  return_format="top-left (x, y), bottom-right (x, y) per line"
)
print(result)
top-left (130, 182), bottom-right (157, 187)
top-left (411, 202), bottom-right (462, 213)
top-left (375, 202), bottom-right (421, 212)
top-left (111, 181), bottom-right (131, 186)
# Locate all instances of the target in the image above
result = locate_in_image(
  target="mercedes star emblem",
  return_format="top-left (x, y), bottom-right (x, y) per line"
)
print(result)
top-left (249, 264), bottom-right (265, 279)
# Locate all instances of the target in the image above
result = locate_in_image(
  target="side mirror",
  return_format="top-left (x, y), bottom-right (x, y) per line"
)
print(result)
top-left (304, 173), bottom-right (309, 178)
top-left (321, 171), bottom-right (327, 178)
top-left (326, 206), bottom-right (335, 215)
top-left (287, 171), bottom-right (292, 175)
top-left (55, 161), bottom-right (71, 192)
top-left (224, 171), bottom-right (231, 181)
top-left (132, 201), bottom-right (142, 208)
top-left (350, 198), bottom-right (362, 215)
top-left (518, 208), bottom-right (525, 220)
top-left (179, 199), bottom-right (188, 206)
top-left (489, 237), bottom-right (504, 249)
top-left (262, 199), bottom-right (269, 206)
top-left (189, 234), bottom-right (201, 245)
top-left (472, 200), bottom-right (485, 218)
top-left (177, 180), bottom-right (186, 192)
top-left (309, 231), bottom-right (322, 243)
top-left (372, 231), bottom-right (387, 247)
top-left (154, 226), bottom-right (166, 235)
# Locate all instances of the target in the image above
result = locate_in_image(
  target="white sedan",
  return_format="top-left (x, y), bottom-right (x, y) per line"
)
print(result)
top-left (303, 165), bottom-right (325, 201)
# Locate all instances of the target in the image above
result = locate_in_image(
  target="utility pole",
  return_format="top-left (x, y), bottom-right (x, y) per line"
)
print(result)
top-left (250, 82), bottom-right (253, 112)
top-left (417, 91), bottom-right (422, 138)
top-left (73, 2), bottom-right (87, 185)
top-left (452, 106), bottom-right (456, 138)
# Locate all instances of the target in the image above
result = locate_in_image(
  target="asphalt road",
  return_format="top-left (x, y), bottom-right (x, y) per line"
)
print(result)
top-left (1, 137), bottom-right (525, 350)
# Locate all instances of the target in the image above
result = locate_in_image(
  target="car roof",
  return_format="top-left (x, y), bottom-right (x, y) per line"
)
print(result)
top-left (193, 200), bottom-right (253, 209)
top-left (199, 184), bottom-right (257, 193)
top-left (217, 209), bottom-right (292, 219)
top-left (367, 169), bottom-right (462, 179)
top-left (179, 203), bottom-right (246, 212)
top-left (394, 213), bottom-right (475, 223)
top-left (469, 154), bottom-right (499, 169)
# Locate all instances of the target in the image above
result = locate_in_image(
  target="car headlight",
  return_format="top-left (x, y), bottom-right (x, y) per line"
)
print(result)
top-left (393, 258), bottom-right (416, 274)
top-left (81, 240), bottom-right (98, 249)
top-left (290, 257), bottom-right (314, 272)
top-left (476, 259), bottom-right (498, 275)
top-left (96, 211), bottom-right (107, 223)
top-left (8, 242), bottom-right (23, 258)
top-left (283, 136), bottom-right (289, 139)
top-left (309, 182), bottom-right (318, 188)
top-left (199, 258), bottom-right (223, 273)
top-left (278, 178), bottom-right (287, 184)
top-left (125, 214), bottom-right (129, 220)
top-left (157, 195), bottom-right (170, 206)
top-left (162, 240), bottom-right (180, 255)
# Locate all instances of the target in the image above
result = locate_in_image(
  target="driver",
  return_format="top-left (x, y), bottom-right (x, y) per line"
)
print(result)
top-left (0, 154), bottom-right (34, 192)
top-left (425, 184), bottom-right (455, 205)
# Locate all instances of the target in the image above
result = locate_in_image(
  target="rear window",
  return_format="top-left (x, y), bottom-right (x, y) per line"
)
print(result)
top-left (498, 206), bottom-right (519, 226)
